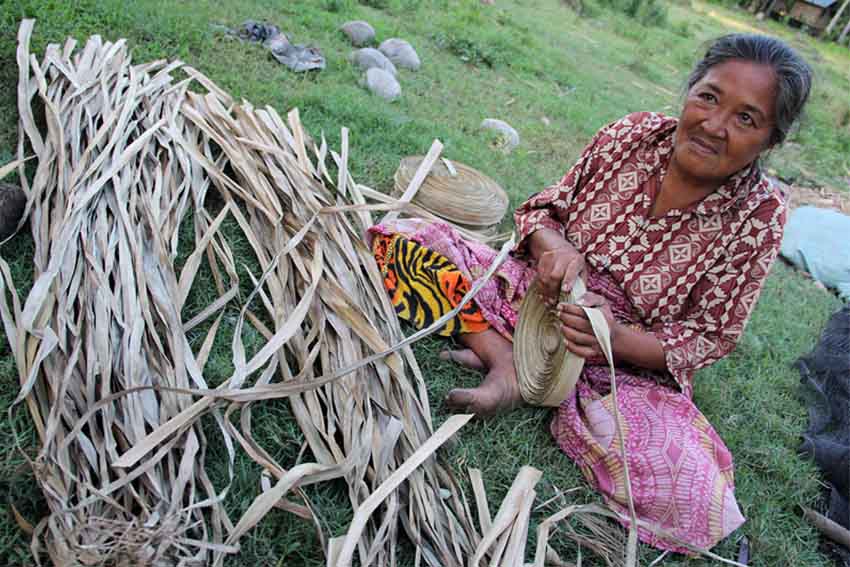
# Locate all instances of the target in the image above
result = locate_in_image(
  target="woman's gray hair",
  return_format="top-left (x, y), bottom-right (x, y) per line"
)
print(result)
top-left (686, 33), bottom-right (813, 146)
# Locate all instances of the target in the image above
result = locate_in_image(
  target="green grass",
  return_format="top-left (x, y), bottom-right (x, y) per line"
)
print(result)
top-left (0, 0), bottom-right (848, 565)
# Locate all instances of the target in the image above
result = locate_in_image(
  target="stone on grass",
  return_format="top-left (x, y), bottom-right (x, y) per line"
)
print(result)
top-left (481, 118), bottom-right (520, 152)
top-left (378, 38), bottom-right (420, 71)
top-left (349, 48), bottom-right (397, 76)
top-left (362, 68), bottom-right (401, 101)
top-left (0, 182), bottom-right (26, 240)
top-left (340, 21), bottom-right (375, 46)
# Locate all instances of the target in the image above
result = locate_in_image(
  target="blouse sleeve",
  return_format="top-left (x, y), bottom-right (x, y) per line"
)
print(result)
top-left (647, 195), bottom-right (787, 394)
top-left (512, 124), bottom-right (610, 258)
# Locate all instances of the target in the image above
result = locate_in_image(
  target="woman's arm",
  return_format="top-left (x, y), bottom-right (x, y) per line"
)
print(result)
top-left (558, 298), bottom-right (668, 371)
top-left (646, 198), bottom-right (787, 392)
top-left (561, 190), bottom-right (787, 390)
top-left (611, 323), bottom-right (667, 370)
top-left (514, 124), bottom-right (614, 303)
top-left (513, 123), bottom-right (610, 259)
top-left (527, 227), bottom-right (576, 260)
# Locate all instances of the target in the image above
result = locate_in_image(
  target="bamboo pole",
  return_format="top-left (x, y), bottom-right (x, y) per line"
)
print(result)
top-left (826, 0), bottom-right (850, 35)
top-left (840, 15), bottom-right (850, 41)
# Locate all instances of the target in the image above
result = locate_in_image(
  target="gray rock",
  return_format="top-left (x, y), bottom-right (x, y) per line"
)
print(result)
top-left (378, 38), bottom-right (420, 71)
top-left (341, 21), bottom-right (375, 46)
top-left (362, 68), bottom-right (401, 101)
top-left (481, 118), bottom-right (520, 151)
top-left (349, 48), bottom-right (397, 76)
top-left (0, 182), bottom-right (26, 240)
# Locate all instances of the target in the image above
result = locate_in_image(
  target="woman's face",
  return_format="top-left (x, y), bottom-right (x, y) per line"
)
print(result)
top-left (672, 59), bottom-right (777, 186)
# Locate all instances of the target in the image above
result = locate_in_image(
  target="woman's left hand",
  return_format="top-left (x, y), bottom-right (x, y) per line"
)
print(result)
top-left (556, 292), bottom-right (618, 364)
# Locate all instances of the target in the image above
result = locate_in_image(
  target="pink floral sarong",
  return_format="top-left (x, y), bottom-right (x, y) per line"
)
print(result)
top-left (368, 219), bottom-right (745, 554)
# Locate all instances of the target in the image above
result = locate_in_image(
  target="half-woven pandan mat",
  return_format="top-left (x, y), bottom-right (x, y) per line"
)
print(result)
top-left (393, 156), bottom-right (509, 231)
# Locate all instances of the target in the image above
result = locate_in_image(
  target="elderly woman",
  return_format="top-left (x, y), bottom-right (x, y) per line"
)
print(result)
top-left (369, 34), bottom-right (812, 551)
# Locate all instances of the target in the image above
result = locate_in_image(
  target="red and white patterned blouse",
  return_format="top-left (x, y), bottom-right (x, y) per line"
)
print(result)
top-left (514, 112), bottom-right (787, 394)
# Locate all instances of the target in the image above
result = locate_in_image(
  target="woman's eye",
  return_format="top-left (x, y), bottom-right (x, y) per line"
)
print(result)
top-left (698, 92), bottom-right (717, 103)
top-left (739, 113), bottom-right (754, 126)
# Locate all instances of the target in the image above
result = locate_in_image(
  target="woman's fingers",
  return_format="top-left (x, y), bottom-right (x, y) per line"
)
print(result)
top-left (563, 339), bottom-right (599, 359)
top-left (550, 289), bottom-right (612, 362)
top-left (558, 311), bottom-right (592, 334)
top-left (577, 291), bottom-right (605, 308)
top-left (557, 303), bottom-right (588, 317)
top-left (537, 248), bottom-right (585, 305)
top-left (538, 253), bottom-right (570, 303)
top-left (560, 255), bottom-right (584, 295)
top-left (561, 324), bottom-right (596, 346)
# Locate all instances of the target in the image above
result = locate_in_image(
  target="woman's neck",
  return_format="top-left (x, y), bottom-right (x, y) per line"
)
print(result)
top-left (651, 161), bottom-right (722, 218)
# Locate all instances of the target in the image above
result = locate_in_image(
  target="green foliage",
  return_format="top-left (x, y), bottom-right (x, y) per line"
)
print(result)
top-left (430, 1), bottom-right (532, 69)
top-left (430, 31), bottom-right (503, 68)
top-left (596, 0), bottom-right (670, 26)
top-left (323, 0), bottom-right (354, 12)
top-left (671, 19), bottom-right (693, 37)
top-left (698, 0), bottom-right (747, 7)
top-left (359, 0), bottom-right (390, 8)
top-left (358, 0), bottom-right (418, 11)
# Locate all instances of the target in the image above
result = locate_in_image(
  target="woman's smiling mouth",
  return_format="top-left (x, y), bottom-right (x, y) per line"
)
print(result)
top-left (688, 135), bottom-right (720, 156)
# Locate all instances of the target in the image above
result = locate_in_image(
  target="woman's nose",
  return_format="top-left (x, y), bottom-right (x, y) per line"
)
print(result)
top-left (701, 112), bottom-right (728, 139)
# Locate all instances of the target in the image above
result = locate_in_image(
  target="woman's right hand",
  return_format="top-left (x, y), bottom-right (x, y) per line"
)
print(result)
top-left (536, 245), bottom-right (585, 306)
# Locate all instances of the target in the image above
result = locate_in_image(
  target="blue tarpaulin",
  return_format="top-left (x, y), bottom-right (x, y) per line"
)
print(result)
top-left (780, 206), bottom-right (850, 301)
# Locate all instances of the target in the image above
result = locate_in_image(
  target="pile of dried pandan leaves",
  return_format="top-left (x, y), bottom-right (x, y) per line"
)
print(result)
top-left (1, 20), bottom-right (743, 567)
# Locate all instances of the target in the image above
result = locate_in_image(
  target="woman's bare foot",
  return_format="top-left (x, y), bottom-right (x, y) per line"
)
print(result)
top-left (445, 364), bottom-right (522, 417)
top-left (439, 349), bottom-right (485, 372)
top-left (443, 329), bottom-right (523, 417)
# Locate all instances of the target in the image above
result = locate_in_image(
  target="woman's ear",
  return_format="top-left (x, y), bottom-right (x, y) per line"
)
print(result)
top-left (760, 128), bottom-right (780, 157)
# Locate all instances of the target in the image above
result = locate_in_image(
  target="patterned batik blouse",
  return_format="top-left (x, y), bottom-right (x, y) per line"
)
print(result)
top-left (514, 112), bottom-right (787, 395)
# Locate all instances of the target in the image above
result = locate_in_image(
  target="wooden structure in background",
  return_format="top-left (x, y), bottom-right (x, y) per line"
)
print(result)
top-left (788, 0), bottom-right (839, 32)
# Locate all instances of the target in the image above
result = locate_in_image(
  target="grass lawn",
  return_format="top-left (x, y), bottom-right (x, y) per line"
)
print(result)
top-left (0, 0), bottom-right (848, 565)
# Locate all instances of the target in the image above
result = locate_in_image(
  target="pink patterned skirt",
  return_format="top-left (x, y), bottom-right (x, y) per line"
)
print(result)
top-left (368, 220), bottom-right (745, 553)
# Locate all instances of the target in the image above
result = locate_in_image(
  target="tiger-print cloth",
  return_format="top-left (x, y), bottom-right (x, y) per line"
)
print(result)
top-left (371, 233), bottom-right (489, 336)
